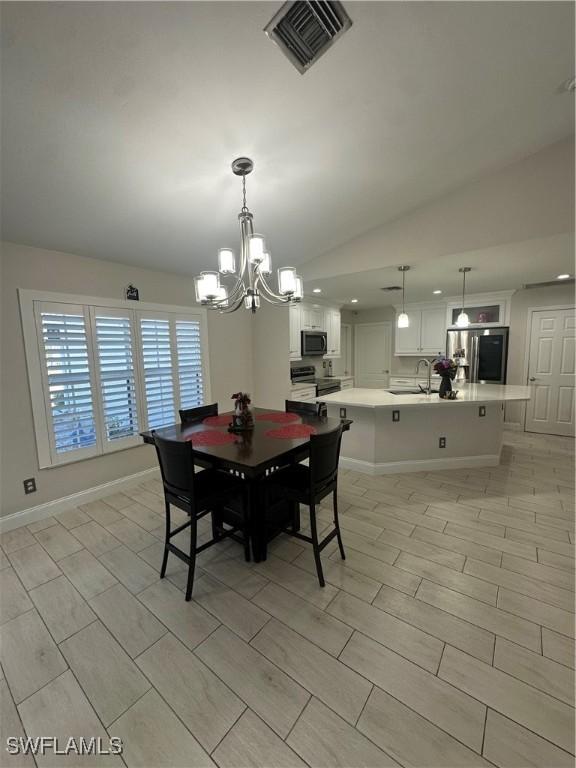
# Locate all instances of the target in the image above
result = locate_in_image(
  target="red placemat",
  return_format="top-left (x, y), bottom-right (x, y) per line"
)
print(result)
top-left (202, 413), bottom-right (233, 427)
top-left (255, 412), bottom-right (301, 424)
top-left (265, 424), bottom-right (317, 439)
top-left (185, 430), bottom-right (236, 446)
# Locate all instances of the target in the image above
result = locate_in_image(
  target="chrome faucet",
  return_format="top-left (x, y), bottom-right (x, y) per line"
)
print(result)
top-left (416, 359), bottom-right (432, 395)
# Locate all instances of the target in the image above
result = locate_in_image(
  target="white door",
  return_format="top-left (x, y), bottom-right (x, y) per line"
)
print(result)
top-left (525, 308), bottom-right (575, 436)
top-left (355, 323), bottom-right (391, 388)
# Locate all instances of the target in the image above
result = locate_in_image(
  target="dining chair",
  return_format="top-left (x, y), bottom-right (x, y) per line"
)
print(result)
top-left (285, 400), bottom-right (320, 417)
top-left (179, 403), bottom-right (218, 425)
top-left (152, 432), bottom-right (249, 600)
top-left (263, 424), bottom-right (345, 587)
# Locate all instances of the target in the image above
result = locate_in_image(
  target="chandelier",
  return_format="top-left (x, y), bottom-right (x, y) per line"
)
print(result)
top-left (194, 157), bottom-right (304, 313)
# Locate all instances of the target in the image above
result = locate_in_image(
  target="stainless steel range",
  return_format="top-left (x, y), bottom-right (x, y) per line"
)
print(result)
top-left (291, 365), bottom-right (341, 397)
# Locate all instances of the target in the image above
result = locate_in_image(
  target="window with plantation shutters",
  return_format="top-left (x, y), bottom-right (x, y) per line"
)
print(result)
top-left (176, 318), bottom-right (204, 409)
top-left (139, 315), bottom-right (176, 429)
top-left (93, 309), bottom-right (140, 449)
top-left (21, 290), bottom-right (210, 469)
top-left (35, 303), bottom-right (99, 463)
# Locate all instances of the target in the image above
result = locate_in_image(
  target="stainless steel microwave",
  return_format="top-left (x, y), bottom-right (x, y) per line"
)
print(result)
top-left (301, 330), bottom-right (327, 356)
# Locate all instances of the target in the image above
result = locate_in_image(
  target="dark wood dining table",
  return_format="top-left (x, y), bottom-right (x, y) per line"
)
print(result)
top-left (140, 407), bottom-right (351, 561)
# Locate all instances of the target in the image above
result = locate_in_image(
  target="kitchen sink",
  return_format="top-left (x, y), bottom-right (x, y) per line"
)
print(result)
top-left (387, 389), bottom-right (439, 395)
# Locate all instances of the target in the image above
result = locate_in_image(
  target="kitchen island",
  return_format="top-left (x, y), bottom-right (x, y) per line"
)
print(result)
top-left (318, 384), bottom-right (531, 474)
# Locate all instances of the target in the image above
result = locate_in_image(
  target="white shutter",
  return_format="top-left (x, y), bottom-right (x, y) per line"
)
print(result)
top-left (175, 318), bottom-right (205, 409)
top-left (93, 309), bottom-right (141, 449)
top-left (139, 315), bottom-right (176, 429)
top-left (35, 302), bottom-right (99, 462)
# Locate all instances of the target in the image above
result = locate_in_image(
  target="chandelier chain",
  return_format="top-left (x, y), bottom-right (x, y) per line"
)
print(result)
top-left (242, 176), bottom-right (248, 213)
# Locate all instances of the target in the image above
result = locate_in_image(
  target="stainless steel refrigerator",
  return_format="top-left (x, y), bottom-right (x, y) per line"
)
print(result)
top-left (446, 327), bottom-right (509, 384)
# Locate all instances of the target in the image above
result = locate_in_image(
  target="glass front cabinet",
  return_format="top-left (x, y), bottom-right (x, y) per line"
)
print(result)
top-left (446, 291), bottom-right (513, 329)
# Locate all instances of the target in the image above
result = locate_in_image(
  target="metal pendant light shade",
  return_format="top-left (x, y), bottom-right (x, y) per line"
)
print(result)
top-left (397, 266), bottom-right (410, 328)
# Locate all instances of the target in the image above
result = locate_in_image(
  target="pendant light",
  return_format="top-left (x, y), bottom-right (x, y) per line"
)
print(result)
top-left (397, 266), bottom-right (410, 328)
top-left (456, 267), bottom-right (471, 327)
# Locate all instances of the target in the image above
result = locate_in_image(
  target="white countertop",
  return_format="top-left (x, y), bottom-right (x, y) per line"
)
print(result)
top-left (316, 384), bottom-right (532, 409)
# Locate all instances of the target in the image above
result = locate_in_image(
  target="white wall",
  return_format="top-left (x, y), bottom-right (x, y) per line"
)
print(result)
top-left (0, 242), bottom-right (254, 517)
top-left (302, 138), bottom-right (573, 282)
top-left (252, 300), bottom-right (291, 410)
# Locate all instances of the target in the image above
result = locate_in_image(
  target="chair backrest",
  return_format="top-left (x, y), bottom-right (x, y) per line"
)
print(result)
top-left (152, 432), bottom-right (196, 501)
top-left (179, 403), bottom-right (218, 425)
top-left (285, 400), bottom-right (319, 418)
top-left (309, 425), bottom-right (343, 492)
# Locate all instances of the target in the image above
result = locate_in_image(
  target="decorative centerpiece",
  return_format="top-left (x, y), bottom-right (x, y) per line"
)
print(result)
top-left (433, 357), bottom-right (458, 399)
top-left (230, 392), bottom-right (254, 431)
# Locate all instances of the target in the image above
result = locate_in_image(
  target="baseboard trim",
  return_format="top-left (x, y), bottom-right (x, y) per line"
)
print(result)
top-left (0, 467), bottom-right (160, 533)
top-left (504, 422), bottom-right (524, 432)
top-left (339, 454), bottom-right (501, 476)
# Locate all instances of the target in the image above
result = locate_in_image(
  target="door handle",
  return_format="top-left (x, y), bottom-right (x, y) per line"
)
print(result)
top-left (529, 377), bottom-right (537, 382)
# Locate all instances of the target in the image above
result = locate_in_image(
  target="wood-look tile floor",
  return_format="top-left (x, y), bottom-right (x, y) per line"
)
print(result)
top-left (1, 431), bottom-right (574, 767)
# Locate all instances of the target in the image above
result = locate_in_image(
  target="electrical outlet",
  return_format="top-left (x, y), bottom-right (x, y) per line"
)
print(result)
top-left (23, 477), bottom-right (36, 494)
top-left (479, 406), bottom-right (486, 417)
top-left (339, 407), bottom-right (347, 419)
top-left (439, 437), bottom-right (446, 449)
top-left (392, 410), bottom-right (400, 422)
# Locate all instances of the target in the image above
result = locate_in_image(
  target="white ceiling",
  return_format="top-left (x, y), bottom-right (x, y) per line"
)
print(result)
top-left (306, 233), bottom-right (575, 307)
top-left (1, 1), bottom-right (574, 278)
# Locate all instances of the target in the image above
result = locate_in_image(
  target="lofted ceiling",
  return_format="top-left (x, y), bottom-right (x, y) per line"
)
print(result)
top-left (1, 1), bottom-right (574, 280)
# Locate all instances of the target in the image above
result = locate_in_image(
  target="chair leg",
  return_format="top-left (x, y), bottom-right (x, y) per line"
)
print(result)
top-left (309, 503), bottom-right (325, 588)
top-left (333, 489), bottom-right (346, 561)
top-left (211, 509), bottom-right (222, 542)
top-left (160, 499), bottom-right (171, 578)
top-left (185, 516), bottom-right (198, 602)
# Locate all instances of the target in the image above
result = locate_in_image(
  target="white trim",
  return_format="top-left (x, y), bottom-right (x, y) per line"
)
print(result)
top-left (0, 467), bottom-right (160, 533)
top-left (521, 304), bottom-right (575, 432)
top-left (503, 421), bottom-right (523, 431)
top-left (339, 453), bottom-right (501, 476)
top-left (19, 288), bottom-right (211, 468)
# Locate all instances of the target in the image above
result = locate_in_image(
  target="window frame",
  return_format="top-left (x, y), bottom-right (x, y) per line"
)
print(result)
top-left (19, 289), bottom-right (211, 469)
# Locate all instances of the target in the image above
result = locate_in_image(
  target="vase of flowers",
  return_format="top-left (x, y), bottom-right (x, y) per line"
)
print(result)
top-left (231, 392), bottom-right (254, 430)
top-left (433, 357), bottom-right (457, 399)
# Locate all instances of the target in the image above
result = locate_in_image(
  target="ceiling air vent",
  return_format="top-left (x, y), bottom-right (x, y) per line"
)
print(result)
top-left (522, 279), bottom-right (575, 289)
top-left (264, 1), bottom-right (352, 74)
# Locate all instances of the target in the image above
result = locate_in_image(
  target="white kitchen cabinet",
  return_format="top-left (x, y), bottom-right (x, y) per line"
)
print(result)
top-left (289, 303), bottom-right (302, 361)
top-left (301, 304), bottom-right (324, 330)
top-left (290, 385), bottom-right (316, 402)
top-left (324, 308), bottom-right (341, 358)
top-left (394, 305), bottom-right (446, 356)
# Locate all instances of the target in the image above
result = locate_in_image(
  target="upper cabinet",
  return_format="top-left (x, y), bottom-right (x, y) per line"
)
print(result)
top-left (324, 308), bottom-right (341, 358)
top-left (395, 305), bottom-right (446, 356)
top-left (446, 291), bottom-right (513, 329)
top-left (301, 304), bottom-right (324, 330)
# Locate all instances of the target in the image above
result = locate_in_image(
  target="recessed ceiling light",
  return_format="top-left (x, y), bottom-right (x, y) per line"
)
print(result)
top-left (557, 274), bottom-right (571, 280)
top-left (312, 288), bottom-right (322, 293)
top-left (350, 298), bottom-right (358, 303)
top-left (433, 289), bottom-right (442, 294)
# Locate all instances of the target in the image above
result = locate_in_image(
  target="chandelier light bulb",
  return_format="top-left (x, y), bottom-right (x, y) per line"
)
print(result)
top-left (293, 275), bottom-right (304, 300)
top-left (194, 275), bottom-right (207, 303)
top-left (218, 248), bottom-right (236, 275)
top-left (397, 312), bottom-right (410, 328)
top-left (260, 252), bottom-right (272, 275)
top-left (200, 271), bottom-right (220, 299)
top-left (278, 267), bottom-right (297, 295)
top-left (248, 234), bottom-right (265, 264)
